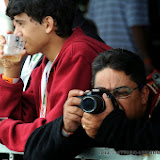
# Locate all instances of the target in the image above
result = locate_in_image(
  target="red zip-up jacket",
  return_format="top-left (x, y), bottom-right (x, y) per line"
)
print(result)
top-left (0, 27), bottom-right (112, 151)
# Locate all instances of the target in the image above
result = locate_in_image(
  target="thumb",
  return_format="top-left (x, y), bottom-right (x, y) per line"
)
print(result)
top-left (102, 93), bottom-right (114, 114)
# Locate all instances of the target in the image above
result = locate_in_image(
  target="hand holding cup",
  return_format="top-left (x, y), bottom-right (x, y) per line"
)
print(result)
top-left (0, 34), bottom-right (25, 62)
top-left (0, 31), bottom-right (26, 77)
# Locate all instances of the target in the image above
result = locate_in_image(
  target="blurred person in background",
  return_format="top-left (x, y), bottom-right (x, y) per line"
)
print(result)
top-left (87, 0), bottom-right (154, 74)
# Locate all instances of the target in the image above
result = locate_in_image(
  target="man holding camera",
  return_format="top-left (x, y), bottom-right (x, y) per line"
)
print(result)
top-left (24, 48), bottom-right (160, 160)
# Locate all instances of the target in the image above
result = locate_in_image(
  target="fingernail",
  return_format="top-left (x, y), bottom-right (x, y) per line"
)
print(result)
top-left (79, 91), bottom-right (84, 95)
top-left (104, 93), bottom-right (108, 97)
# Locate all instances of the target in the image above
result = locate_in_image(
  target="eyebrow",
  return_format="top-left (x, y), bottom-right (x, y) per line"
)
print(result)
top-left (114, 86), bottom-right (128, 90)
top-left (14, 19), bottom-right (25, 23)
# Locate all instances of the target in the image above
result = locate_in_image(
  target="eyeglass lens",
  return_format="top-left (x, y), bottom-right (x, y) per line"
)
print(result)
top-left (111, 86), bottom-right (138, 99)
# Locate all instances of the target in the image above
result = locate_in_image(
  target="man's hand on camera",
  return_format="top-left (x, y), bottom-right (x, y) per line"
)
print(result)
top-left (63, 89), bottom-right (84, 133)
top-left (81, 93), bottom-right (114, 139)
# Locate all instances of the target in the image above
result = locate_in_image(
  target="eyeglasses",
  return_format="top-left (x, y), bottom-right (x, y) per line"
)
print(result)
top-left (110, 86), bottom-right (139, 99)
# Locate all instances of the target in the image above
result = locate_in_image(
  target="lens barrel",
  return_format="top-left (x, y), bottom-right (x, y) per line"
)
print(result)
top-left (80, 95), bottom-right (105, 114)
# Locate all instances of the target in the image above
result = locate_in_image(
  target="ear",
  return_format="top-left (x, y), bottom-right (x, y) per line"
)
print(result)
top-left (140, 85), bottom-right (150, 105)
top-left (43, 16), bottom-right (57, 34)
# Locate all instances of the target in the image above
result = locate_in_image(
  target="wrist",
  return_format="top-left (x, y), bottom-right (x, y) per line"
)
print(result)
top-left (3, 64), bottom-right (21, 78)
top-left (2, 74), bottom-right (20, 84)
top-left (61, 127), bottom-right (73, 137)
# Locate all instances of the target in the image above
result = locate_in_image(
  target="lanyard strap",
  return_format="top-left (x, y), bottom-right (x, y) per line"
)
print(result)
top-left (39, 54), bottom-right (58, 118)
top-left (40, 61), bottom-right (54, 118)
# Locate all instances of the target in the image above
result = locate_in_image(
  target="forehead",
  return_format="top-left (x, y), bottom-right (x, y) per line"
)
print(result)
top-left (14, 13), bottom-right (30, 21)
top-left (94, 68), bottom-right (136, 89)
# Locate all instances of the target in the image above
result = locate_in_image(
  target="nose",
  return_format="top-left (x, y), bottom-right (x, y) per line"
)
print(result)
top-left (14, 28), bottom-right (23, 36)
top-left (13, 23), bottom-right (23, 37)
top-left (13, 29), bottom-right (25, 42)
top-left (14, 31), bottom-right (23, 37)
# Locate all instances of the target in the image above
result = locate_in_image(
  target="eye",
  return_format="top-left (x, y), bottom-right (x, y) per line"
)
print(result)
top-left (16, 21), bottom-right (23, 27)
top-left (19, 22), bottom-right (23, 26)
top-left (113, 89), bottom-right (130, 98)
top-left (112, 91), bottom-right (121, 98)
top-left (119, 91), bottom-right (130, 96)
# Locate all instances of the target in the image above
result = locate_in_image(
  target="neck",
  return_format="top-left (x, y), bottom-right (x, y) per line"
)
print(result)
top-left (41, 35), bottom-right (68, 62)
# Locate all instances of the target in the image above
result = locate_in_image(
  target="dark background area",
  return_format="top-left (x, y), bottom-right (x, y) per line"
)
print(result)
top-left (149, 0), bottom-right (160, 70)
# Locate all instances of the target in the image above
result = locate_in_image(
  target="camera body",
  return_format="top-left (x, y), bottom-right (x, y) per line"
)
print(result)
top-left (78, 88), bottom-right (118, 114)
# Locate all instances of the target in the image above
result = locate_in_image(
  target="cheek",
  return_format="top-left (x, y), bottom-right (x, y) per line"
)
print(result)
top-left (23, 35), bottom-right (37, 54)
top-left (24, 32), bottom-right (37, 45)
top-left (118, 99), bottom-right (133, 113)
top-left (118, 97), bottom-right (142, 119)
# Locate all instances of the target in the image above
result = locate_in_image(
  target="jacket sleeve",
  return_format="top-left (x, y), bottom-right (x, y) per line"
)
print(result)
top-left (0, 75), bottom-right (36, 120)
top-left (24, 116), bottom-right (94, 160)
top-left (95, 106), bottom-right (160, 151)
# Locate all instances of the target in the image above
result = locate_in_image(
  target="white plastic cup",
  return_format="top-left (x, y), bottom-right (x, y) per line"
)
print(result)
top-left (2, 34), bottom-right (25, 62)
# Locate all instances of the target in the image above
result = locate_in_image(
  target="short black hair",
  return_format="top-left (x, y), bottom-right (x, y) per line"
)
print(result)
top-left (92, 48), bottom-right (146, 87)
top-left (6, 0), bottom-right (77, 37)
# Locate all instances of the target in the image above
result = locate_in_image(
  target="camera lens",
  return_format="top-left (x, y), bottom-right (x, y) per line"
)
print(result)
top-left (81, 96), bottom-right (96, 113)
top-left (81, 95), bottom-right (105, 114)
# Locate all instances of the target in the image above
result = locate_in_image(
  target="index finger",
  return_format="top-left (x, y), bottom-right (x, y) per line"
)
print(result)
top-left (68, 89), bottom-right (84, 98)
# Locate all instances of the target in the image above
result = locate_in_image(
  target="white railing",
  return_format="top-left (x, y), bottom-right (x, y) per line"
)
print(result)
top-left (0, 144), bottom-right (23, 160)
top-left (1, 144), bottom-right (160, 160)
top-left (76, 147), bottom-right (160, 160)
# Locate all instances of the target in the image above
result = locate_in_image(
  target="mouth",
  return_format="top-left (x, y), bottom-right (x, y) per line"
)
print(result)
top-left (24, 41), bottom-right (27, 48)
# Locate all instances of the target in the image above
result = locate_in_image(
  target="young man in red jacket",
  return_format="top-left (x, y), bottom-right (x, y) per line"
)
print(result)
top-left (0, 0), bottom-right (111, 152)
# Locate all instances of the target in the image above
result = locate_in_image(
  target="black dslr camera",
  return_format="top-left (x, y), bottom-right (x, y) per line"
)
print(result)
top-left (77, 88), bottom-right (119, 114)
